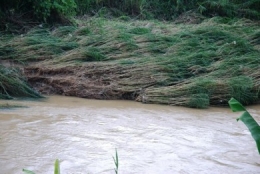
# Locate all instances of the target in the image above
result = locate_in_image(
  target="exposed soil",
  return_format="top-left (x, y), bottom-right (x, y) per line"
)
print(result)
top-left (24, 62), bottom-right (155, 102)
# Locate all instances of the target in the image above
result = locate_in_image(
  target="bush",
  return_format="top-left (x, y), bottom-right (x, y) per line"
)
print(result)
top-left (0, 0), bottom-right (76, 23)
top-left (1, 0), bottom-right (259, 29)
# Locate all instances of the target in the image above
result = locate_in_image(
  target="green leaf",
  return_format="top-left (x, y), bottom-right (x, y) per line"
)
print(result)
top-left (61, 0), bottom-right (67, 4)
top-left (237, 111), bottom-right (260, 154)
top-left (229, 98), bottom-right (260, 154)
top-left (54, 159), bottom-right (60, 174)
top-left (115, 149), bottom-right (118, 168)
top-left (228, 98), bottom-right (246, 112)
top-left (22, 169), bottom-right (36, 174)
top-left (113, 149), bottom-right (119, 174)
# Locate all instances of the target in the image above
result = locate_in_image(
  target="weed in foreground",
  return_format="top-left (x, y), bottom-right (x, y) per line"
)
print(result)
top-left (113, 149), bottom-right (119, 174)
top-left (22, 150), bottom-right (119, 174)
top-left (23, 159), bottom-right (60, 174)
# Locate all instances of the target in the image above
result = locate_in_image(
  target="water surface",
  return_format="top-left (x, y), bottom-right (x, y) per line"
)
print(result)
top-left (0, 96), bottom-right (259, 173)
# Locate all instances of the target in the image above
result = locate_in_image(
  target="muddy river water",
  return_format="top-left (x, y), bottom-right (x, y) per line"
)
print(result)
top-left (0, 96), bottom-right (260, 174)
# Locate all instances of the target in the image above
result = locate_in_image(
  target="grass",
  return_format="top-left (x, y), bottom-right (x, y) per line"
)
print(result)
top-left (0, 65), bottom-right (42, 100)
top-left (23, 159), bottom-right (60, 174)
top-left (113, 149), bottom-right (119, 174)
top-left (22, 150), bottom-right (119, 173)
top-left (0, 103), bottom-right (27, 109)
top-left (0, 16), bottom-right (259, 108)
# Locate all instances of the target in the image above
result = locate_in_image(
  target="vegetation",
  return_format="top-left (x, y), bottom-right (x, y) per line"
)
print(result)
top-left (0, 65), bottom-right (42, 100)
top-left (0, 0), bottom-right (76, 22)
top-left (0, 103), bottom-right (26, 109)
top-left (1, 0), bottom-right (260, 32)
top-left (22, 150), bottom-right (119, 173)
top-left (23, 159), bottom-right (60, 174)
top-left (1, 16), bottom-right (259, 108)
top-left (1, 0), bottom-right (260, 21)
top-left (75, 0), bottom-right (260, 20)
top-left (113, 149), bottom-right (119, 174)
top-left (0, 1), bottom-right (259, 108)
top-left (229, 98), bottom-right (260, 154)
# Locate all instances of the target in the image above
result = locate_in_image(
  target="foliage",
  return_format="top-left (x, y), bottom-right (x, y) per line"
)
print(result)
top-left (30, 0), bottom-right (76, 22)
top-left (73, 0), bottom-right (260, 20)
top-left (83, 47), bottom-right (106, 61)
top-left (54, 159), bottom-right (60, 174)
top-left (22, 156), bottom-right (119, 173)
top-left (188, 94), bottom-right (209, 109)
top-left (228, 98), bottom-right (260, 154)
top-left (23, 159), bottom-right (60, 174)
top-left (0, 0), bottom-right (76, 23)
top-left (1, 0), bottom-right (260, 26)
top-left (129, 27), bottom-right (150, 35)
top-left (113, 149), bottom-right (119, 174)
top-left (22, 169), bottom-right (35, 174)
top-left (0, 65), bottom-right (42, 99)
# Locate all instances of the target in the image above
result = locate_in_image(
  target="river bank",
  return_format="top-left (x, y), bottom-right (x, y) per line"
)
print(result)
top-left (0, 16), bottom-right (260, 108)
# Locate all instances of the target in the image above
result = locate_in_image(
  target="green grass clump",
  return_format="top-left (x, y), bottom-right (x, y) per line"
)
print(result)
top-left (0, 65), bottom-right (42, 99)
top-left (52, 26), bottom-right (77, 37)
top-left (129, 27), bottom-right (150, 35)
top-left (228, 76), bottom-right (258, 105)
top-left (188, 94), bottom-right (209, 109)
top-left (76, 27), bottom-right (91, 36)
top-left (83, 47), bottom-right (106, 61)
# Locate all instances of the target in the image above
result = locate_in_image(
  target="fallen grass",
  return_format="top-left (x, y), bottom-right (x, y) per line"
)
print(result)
top-left (1, 16), bottom-right (259, 108)
top-left (0, 65), bottom-right (42, 99)
top-left (0, 103), bottom-right (27, 109)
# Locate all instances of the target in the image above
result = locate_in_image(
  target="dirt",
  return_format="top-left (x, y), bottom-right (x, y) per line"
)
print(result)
top-left (24, 62), bottom-right (157, 101)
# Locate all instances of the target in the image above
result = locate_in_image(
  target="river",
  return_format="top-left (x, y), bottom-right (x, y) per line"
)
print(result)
top-left (0, 96), bottom-right (259, 174)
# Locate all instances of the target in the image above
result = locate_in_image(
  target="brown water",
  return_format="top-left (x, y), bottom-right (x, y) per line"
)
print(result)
top-left (0, 96), bottom-right (260, 174)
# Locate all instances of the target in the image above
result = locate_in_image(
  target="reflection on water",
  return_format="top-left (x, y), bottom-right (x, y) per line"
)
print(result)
top-left (0, 96), bottom-right (260, 174)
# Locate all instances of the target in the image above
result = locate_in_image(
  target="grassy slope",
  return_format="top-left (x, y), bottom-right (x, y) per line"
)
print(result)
top-left (0, 16), bottom-right (259, 108)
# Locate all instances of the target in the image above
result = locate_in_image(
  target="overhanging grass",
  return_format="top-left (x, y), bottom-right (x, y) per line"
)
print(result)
top-left (0, 65), bottom-right (42, 99)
